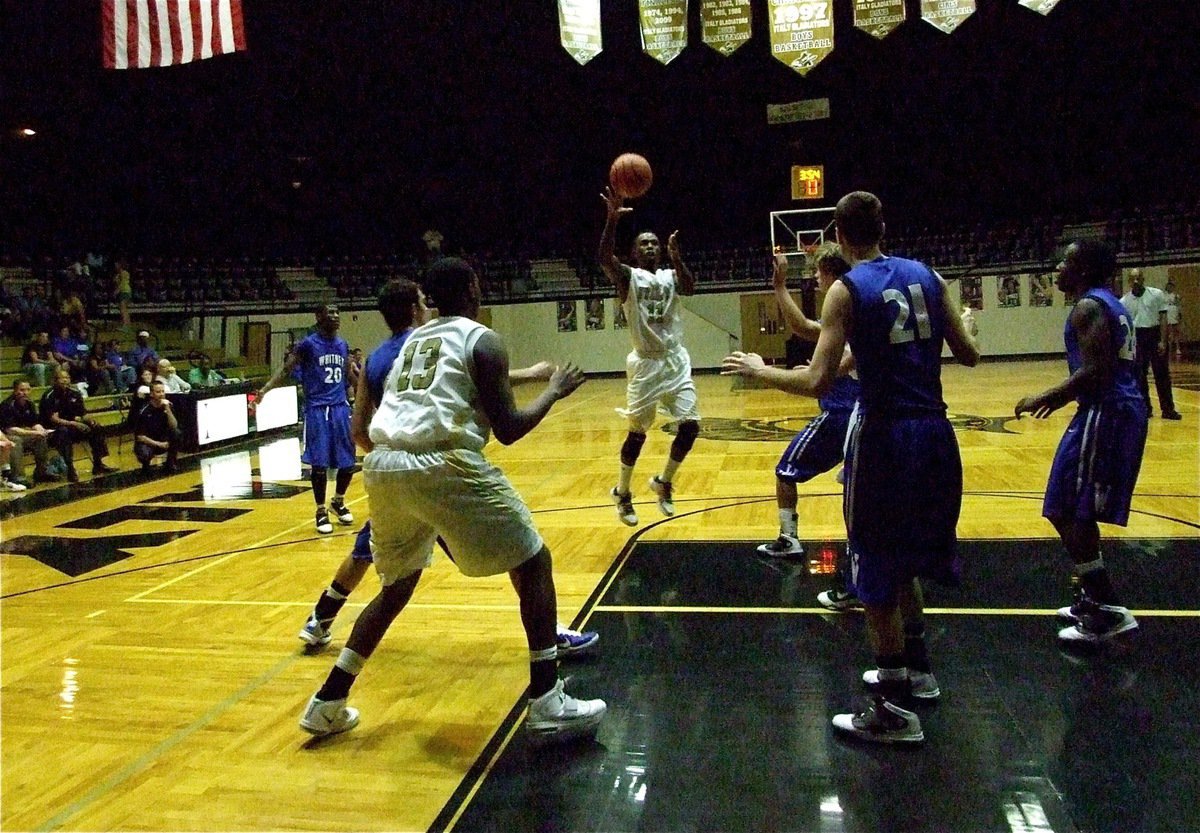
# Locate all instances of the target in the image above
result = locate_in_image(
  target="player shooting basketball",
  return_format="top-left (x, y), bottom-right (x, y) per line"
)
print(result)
top-left (599, 184), bottom-right (700, 527)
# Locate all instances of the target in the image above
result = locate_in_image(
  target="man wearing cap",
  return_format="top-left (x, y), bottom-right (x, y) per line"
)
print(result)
top-left (127, 331), bottom-right (159, 375)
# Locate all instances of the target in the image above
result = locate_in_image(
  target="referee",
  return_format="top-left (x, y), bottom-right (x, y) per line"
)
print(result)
top-left (1120, 269), bottom-right (1182, 420)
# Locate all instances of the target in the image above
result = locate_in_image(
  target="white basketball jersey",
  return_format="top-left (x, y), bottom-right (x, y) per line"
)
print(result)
top-left (623, 267), bottom-right (684, 356)
top-left (369, 316), bottom-right (492, 452)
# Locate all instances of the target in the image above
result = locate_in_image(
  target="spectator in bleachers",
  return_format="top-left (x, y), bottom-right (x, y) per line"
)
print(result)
top-left (0, 380), bottom-right (57, 483)
top-left (60, 286), bottom-right (88, 334)
top-left (156, 358), bottom-right (192, 394)
top-left (113, 260), bottom-right (132, 326)
top-left (104, 339), bottom-right (136, 388)
top-left (187, 354), bottom-right (225, 388)
top-left (51, 325), bottom-right (88, 383)
top-left (127, 331), bottom-right (158, 373)
top-left (84, 344), bottom-right (119, 395)
top-left (22, 331), bottom-right (60, 387)
top-left (14, 284), bottom-right (53, 337)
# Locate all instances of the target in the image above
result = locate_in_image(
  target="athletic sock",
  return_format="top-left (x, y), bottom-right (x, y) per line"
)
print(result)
top-left (661, 457), bottom-right (681, 483)
top-left (617, 463), bottom-right (634, 495)
top-left (779, 509), bottom-right (799, 537)
top-left (874, 654), bottom-right (910, 701)
top-left (312, 580), bottom-right (352, 625)
top-left (903, 622), bottom-right (931, 674)
top-left (1075, 556), bottom-right (1118, 606)
top-left (316, 648), bottom-right (365, 702)
top-left (529, 646), bottom-right (558, 698)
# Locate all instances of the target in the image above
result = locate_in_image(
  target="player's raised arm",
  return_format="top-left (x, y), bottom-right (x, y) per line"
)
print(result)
top-left (599, 187), bottom-right (634, 304)
top-left (773, 253), bottom-right (821, 342)
top-left (667, 231), bottom-right (696, 296)
top-left (472, 331), bottom-right (585, 445)
top-left (722, 281), bottom-right (852, 399)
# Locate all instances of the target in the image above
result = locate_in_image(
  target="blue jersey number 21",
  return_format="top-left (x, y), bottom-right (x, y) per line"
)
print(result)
top-left (884, 284), bottom-right (932, 344)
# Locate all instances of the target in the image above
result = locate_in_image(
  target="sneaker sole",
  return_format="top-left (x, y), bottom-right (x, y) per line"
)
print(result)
top-left (817, 594), bottom-right (862, 611)
top-left (648, 479), bottom-right (675, 517)
top-left (557, 635), bottom-right (600, 658)
top-left (525, 711), bottom-right (605, 745)
top-left (298, 628), bottom-right (332, 648)
top-left (757, 544), bottom-right (804, 558)
top-left (862, 671), bottom-right (941, 700)
top-left (831, 715), bottom-right (924, 744)
top-left (299, 710), bottom-right (360, 737)
top-left (1058, 618), bottom-right (1139, 644)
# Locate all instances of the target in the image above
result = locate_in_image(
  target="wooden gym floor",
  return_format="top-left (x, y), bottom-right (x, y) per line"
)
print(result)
top-left (2, 361), bottom-right (1197, 832)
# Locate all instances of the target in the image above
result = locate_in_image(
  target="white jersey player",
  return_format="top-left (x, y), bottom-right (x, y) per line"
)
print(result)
top-left (599, 186), bottom-right (701, 527)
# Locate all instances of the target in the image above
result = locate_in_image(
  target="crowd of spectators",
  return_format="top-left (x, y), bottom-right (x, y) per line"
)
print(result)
top-left (2, 203), bottom-right (1197, 326)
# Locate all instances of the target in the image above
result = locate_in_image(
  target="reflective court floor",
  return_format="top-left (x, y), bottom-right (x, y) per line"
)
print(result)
top-left (1, 366), bottom-right (1196, 832)
top-left (442, 538), bottom-right (1200, 833)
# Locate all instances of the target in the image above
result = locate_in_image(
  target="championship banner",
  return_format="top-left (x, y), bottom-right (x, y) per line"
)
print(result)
top-left (701, 0), bottom-right (752, 56)
top-left (920, 0), bottom-right (975, 34)
top-left (639, 0), bottom-right (689, 66)
top-left (768, 1), bottom-right (834, 77)
top-left (558, 0), bottom-right (602, 66)
top-left (767, 97), bottom-right (830, 124)
top-left (1018, 0), bottom-right (1064, 14)
top-left (852, 0), bottom-right (906, 40)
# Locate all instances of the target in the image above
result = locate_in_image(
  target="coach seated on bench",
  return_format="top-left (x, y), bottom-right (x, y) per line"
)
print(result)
top-left (0, 379), bottom-right (59, 484)
top-left (40, 369), bottom-right (118, 482)
top-left (131, 380), bottom-right (180, 473)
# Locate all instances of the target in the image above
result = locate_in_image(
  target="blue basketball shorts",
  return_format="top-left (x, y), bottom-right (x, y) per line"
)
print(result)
top-left (1043, 399), bottom-right (1148, 527)
top-left (350, 521), bottom-right (373, 563)
top-left (842, 411), bottom-right (963, 606)
top-left (302, 402), bottom-right (356, 470)
top-left (775, 409), bottom-right (851, 483)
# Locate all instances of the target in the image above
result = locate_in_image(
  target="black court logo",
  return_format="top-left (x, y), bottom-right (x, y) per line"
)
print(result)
top-left (663, 413), bottom-right (1018, 442)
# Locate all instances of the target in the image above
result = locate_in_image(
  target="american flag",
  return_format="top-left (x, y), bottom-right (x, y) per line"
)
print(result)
top-left (102, 0), bottom-right (246, 69)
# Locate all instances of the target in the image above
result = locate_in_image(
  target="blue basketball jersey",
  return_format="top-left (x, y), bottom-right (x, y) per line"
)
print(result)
top-left (819, 373), bottom-right (860, 413)
top-left (841, 256), bottom-right (947, 416)
top-left (1066, 288), bottom-right (1142, 407)
top-left (365, 329), bottom-right (414, 408)
top-left (294, 332), bottom-right (349, 408)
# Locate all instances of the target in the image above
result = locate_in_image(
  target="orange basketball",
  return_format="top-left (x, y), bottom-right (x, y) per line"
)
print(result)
top-left (610, 153), bottom-right (653, 199)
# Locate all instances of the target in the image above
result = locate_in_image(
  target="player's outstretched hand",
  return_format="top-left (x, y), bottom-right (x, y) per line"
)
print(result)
top-left (721, 351), bottom-right (766, 377)
top-left (667, 230), bottom-right (682, 260)
top-left (960, 307), bottom-right (979, 337)
top-left (601, 187), bottom-right (633, 220)
top-left (1014, 395), bottom-right (1056, 420)
top-left (549, 363), bottom-right (586, 400)
top-left (772, 253), bottom-right (789, 289)
top-left (526, 360), bottom-right (555, 381)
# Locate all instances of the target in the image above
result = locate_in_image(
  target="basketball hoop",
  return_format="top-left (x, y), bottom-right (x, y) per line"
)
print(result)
top-left (769, 206), bottom-right (835, 260)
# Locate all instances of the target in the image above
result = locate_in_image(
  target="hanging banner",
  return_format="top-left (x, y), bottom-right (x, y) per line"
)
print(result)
top-left (921, 0), bottom-right (975, 34)
top-left (639, 0), bottom-right (689, 66)
top-left (1018, 0), bottom-right (1064, 14)
top-left (852, 0), bottom-right (906, 39)
top-left (701, 0), bottom-right (752, 56)
top-left (767, 97), bottom-right (830, 124)
top-left (558, 0), bottom-right (603, 65)
top-left (769, 1), bottom-right (834, 77)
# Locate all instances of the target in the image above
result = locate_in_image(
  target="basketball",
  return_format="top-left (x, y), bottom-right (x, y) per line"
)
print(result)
top-left (610, 153), bottom-right (653, 199)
